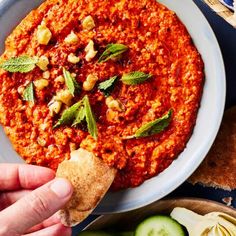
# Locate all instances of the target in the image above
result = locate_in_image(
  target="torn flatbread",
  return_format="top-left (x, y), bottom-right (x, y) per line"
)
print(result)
top-left (189, 106), bottom-right (236, 190)
top-left (56, 148), bottom-right (116, 226)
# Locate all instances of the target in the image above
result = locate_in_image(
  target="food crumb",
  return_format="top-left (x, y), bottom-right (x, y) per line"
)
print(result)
top-left (222, 197), bottom-right (233, 206)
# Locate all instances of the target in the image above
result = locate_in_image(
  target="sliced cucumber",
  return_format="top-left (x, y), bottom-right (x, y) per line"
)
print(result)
top-left (135, 215), bottom-right (185, 236)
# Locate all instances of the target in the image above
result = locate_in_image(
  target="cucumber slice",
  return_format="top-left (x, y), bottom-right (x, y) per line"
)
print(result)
top-left (135, 215), bottom-right (185, 236)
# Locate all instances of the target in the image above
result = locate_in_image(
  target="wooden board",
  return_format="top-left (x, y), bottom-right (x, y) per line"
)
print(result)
top-left (202, 0), bottom-right (236, 27)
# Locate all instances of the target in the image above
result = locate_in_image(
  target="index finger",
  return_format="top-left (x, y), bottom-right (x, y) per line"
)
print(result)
top-left (0, 164), bottom-right (55, 190)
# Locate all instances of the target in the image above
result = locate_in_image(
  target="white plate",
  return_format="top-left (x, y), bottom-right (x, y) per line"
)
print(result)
top-left (0, 0), bottom-right (225, 213)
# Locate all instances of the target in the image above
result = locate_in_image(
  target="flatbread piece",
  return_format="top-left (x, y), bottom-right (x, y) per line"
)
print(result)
top-left (189, 106), bottom-right (236, 190)
top-left (56, 148), bottom-right (116, 226)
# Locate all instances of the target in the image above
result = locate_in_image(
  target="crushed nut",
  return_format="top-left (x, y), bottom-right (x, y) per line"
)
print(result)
top-left (34, 79), bottom-right (49, 90)
top-left (64, 31), bottom-right (79, 44)
top-left (36, 55), bottom-right (49, 71)
top-left (37, 137), bottom-right (46, 146)
top-left (85, 40), bottom-right (97, 61)
top-left (68, 53), bottom-right (80, 64)
top-left (39, 123), bottom-right (48, 131)
top-left (43, 71), bottom-right (50, 79)
top-left (106, 109), bottom-right (120, 123)
top-left (105, 96), bottom-right (123, 111)
top-left (48, 100), bottom-right (62, 116)
top-left (54, 89), bottom-right (73, 105)
top-left (37, 23), bottom-right (52, 45)
top-left (55, 75), bottom-right (65, 83)
top-left (82, 15), bottom-right (95, 30)
top-left (83, 74), bottom-right (98, 91)
top-left (17, 86), bottom-right (25, 95)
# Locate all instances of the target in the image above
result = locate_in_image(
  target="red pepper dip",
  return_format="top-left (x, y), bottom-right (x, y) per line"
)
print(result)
top-left (0, 0), bottom-right (204, 190)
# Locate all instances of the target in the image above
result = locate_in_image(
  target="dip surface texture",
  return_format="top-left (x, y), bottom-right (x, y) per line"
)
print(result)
top-left (0, 0), bottom-right (204, 190)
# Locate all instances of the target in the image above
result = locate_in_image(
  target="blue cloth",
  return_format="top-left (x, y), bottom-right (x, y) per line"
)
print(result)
top-left (72, 1), bottom-right (236, 234)
top-left (222, 0), bottom-right (234, 7)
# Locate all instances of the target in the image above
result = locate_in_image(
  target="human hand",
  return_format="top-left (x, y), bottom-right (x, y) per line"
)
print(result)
top-left (0, 163), bottom-right (73, 236)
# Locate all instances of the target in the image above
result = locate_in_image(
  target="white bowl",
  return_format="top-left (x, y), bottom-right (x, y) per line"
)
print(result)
top-left (0, 0), bottom-right (225, 214)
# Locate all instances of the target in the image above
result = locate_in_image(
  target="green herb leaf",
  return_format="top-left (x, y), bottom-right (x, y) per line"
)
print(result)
top-left (134, 109), bottom-right (173, 138)
top-left (121, 71), bottom-right (152, 85)
top-left (63, 68), bottom-right (80, 96)
top-left (98, 76), bottom-right (118, 97)
top-left (53, 100), bottom-right (83, 128)
top-left (23, 82), bottom-right (35, 103)
top-left (54, 96), bottom-right (98, 139)
top-left (98, 44), bottom-right (128, 63)
top-left (84, 95), bottom-right (98, 140)
top-left (72, 105), bottom-right (86, 126)
top-left (0, 56), bottom-right (38, 73)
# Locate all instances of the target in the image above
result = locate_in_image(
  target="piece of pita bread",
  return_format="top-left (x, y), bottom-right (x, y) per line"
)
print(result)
top-left (56, 148), bottom-right (116, 226)
top-left (189, 106), bottom-right (236, 190)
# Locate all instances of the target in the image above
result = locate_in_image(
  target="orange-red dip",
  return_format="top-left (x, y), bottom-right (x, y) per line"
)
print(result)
top-left (0, 0), bottom-right (204, 190)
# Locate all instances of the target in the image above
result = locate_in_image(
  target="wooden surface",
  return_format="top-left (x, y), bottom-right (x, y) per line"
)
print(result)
top-left (85, 198), bottom-right (236, 230)
top-left (202, 0), bottom-right (236, 27)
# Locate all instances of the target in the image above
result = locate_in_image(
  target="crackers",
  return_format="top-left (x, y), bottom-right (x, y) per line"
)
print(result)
top-left (189, 106), bottom-right (236, 190)
top-left (56, 148), bottom-right (116, 226)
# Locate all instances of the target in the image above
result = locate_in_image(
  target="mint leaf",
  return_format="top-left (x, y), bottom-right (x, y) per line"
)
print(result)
top-left (54, 96), bottom-right (98, 140)
top-left (72, 105), bottom-right (86, 126)
top-left (23, 82), bottom-right (35, 103)
top-left (0, 56), bottom-right (38, 73)
top-left (134, 109), bottom-right (173, 138)
top-left (98, 76), bottom-right (118, 97)
top-left (53, 100), bottom-right (83, 128)
top-left (98, 43), bottom-right (128, 63)
top-left (63, 68), bottom-right (80, 96)
top-left (121, 71), bottom-right (152, 85)
top-left (84, 95), bottom-right (98, 140)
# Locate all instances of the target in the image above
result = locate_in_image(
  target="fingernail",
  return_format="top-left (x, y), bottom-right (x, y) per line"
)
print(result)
top-left (50, 178), bottom-right (72, 198)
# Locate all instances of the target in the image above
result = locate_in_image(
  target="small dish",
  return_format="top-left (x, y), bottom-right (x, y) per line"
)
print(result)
top-left (84, 198), bottom-right (236, 231)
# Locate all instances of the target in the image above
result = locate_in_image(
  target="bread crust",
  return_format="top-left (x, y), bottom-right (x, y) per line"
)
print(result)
top-left (56, 149), bottom-right (116, 226)
top-left (189, 106), bottom-right (236, 190)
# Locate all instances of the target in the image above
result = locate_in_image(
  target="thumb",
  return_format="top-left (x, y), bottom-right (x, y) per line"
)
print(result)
top-left (0, 178), bottom-right (73, 236)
